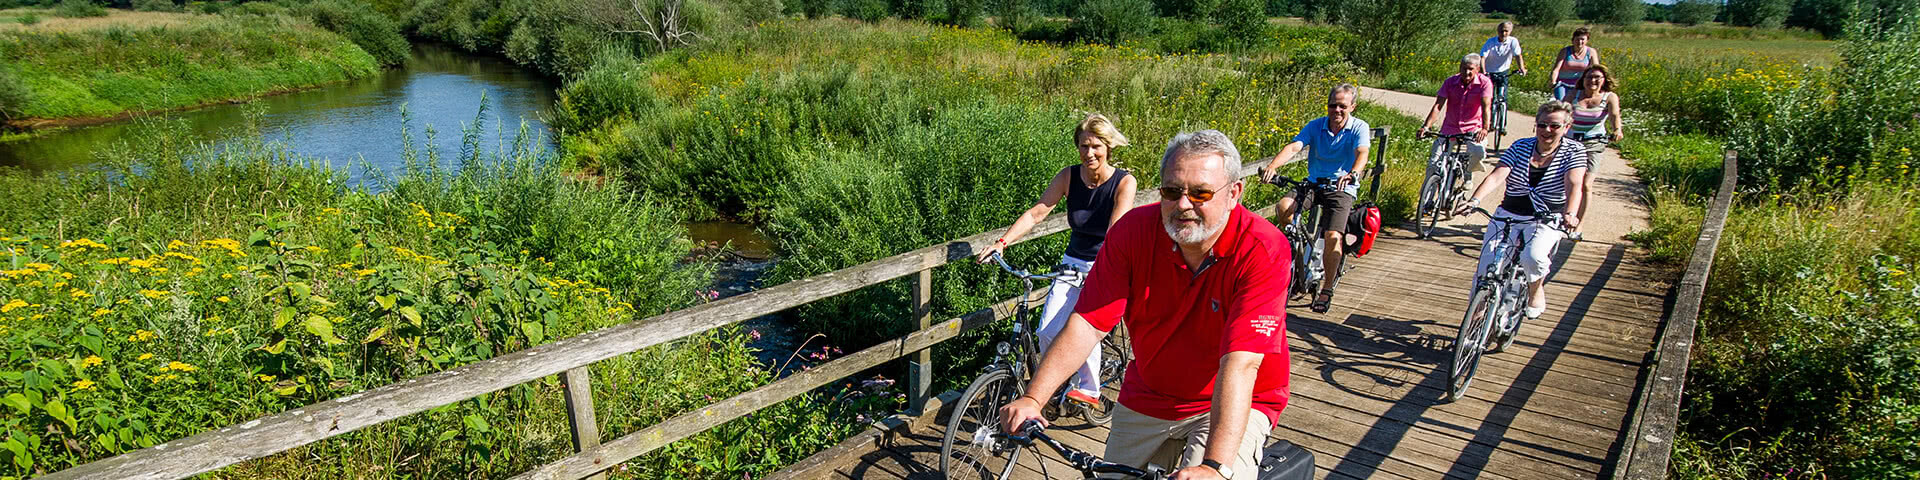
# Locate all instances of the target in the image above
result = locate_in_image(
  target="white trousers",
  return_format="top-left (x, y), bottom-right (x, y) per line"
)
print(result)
top-left (1475, 208), bottom-right (1565, 285)
top-left (1037, 255), bottom-right (1102, 395)
top-left (1430, 137), bottom-right (1490, 172)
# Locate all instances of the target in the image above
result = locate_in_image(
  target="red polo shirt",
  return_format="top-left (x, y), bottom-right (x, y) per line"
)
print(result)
top-left (1076, 203), bottom-right (1292, 425)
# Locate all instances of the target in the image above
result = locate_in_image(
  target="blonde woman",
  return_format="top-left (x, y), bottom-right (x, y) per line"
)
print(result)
top-left (1456, 101), bottom-right (1588, 324)
top-left (1568, 64), bottom-right (1623, 237)
top-left (975, 113), bottom-right (1138, 406)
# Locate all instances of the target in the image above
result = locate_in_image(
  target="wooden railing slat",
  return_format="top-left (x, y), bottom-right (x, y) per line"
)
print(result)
top-left (1616, 151), bottom-right (1737, 480)
top-left (561, 367), bottom-right (607, 480)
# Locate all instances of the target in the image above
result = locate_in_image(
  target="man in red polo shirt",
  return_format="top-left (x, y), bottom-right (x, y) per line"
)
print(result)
top-left (1000, 130), bottom-right (1291, 480)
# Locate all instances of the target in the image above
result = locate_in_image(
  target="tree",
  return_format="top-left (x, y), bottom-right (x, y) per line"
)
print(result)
top-left (1154, 0), bottom-right (1220, 19)
top-left (891, 0), bottom-right (931, 18)
top-left (595, 0), bottom-right (711, 53)
top-left (1725, 0), bottom-right (1788, 28)
top-left (1578, 0), bottom-right (1642, 26)
top-left (1217, 0), bottom-right (1269, 47)
top-left (945, 0), bottom-right (986, 26)
top-left (1512, 0), bottom-right (1573, 27)
top-left (1072, 0), bottom-right (1156, 44)
top-left (1670, 0), bottom-right (1717, 26)
top-left (0, 64), bottom-right (29, 125)
top-left (1339, 0), bottom-right (1477, 74)
top-left (992, 0), bottom-right (1033, 30)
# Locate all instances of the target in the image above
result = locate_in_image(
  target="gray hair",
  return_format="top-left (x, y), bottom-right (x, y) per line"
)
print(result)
top-left (1498, 21), bottom-right (1514, 30)
top-left (1328, 83), bottom-right (1359, 103)
top-left (1537, 100), bottom-right (1573, 120)
top-left (1161, 130), bottom-right (1243, 184)
top-left (1463, 53), bottom-right (1483, 64)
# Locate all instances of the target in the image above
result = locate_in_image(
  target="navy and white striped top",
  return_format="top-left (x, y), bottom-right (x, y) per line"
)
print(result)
top-left (1497, 137), bottom-right (1589, 217)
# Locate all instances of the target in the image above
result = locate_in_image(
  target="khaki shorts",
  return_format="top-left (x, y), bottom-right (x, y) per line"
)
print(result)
top-left (1101, 403), bottom-right (1274, 477)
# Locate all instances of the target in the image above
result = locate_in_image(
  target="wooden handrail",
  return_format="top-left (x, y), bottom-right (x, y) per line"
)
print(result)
top-left (1614, 151), bottom-right (1738, 480)
top-left (41, 143), bottom-right (1324, 479)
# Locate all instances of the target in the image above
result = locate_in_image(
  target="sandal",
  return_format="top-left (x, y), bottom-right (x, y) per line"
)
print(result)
top-left (1311, 289), bottom-right (1334, 313)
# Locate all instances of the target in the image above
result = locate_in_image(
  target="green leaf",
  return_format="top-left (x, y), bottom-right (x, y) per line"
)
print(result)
top-left (0, 394), bottom-right (28, 414)
top-left (520, 322), bottom-right (545, 345)
top-left (43, 400), bottom-right (77, 431)
top-left (436, 430), bottom-right (460, 442)
top-left (398, 306), bottom-right (422, 327)
top-left (462, 414), bottom-right (492, 433)
top-left (262, 339), bottom-right (288, 355)
top-left (273, 307), bottom-right (297, 329)
top-left (288, 282), bottom-right (313, 299)
top-left (2, 436), bottom-right (29, 469)
top-left (374, 295), bottom-right (396, 310)
top-left (362, 327), bottom-right (389, 344)
top-left (304, 316), bottom-right (345, 345)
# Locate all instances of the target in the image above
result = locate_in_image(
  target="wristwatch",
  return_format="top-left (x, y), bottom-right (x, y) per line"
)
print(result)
top-left (1201, 459), bottom-right (1234, 479)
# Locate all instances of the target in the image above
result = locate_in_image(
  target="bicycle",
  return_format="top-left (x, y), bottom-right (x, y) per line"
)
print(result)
top-left (1486, 70), bottom-right (1525, 151)
top-left (941, 252), bottom-right (1134, 477)
top-left (1267, 175), bottom-right (1345, 302)
top-left (1446, 207), bottom-right (1566, 403)
top-left (1412, 131), bottom-right (1477, 239)
top-left (1002, 421), bottom-right (1168, 479)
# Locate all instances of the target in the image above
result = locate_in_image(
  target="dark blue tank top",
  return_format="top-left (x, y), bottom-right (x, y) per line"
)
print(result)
top-left (1065, 165), bottom-right (1130, 262)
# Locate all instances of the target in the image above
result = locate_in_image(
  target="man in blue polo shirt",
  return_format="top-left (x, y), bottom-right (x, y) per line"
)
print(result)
top-left (1258, 83), bottom-right (1370, 313)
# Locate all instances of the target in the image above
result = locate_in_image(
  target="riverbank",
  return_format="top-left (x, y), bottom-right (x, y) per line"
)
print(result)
top-left (0, 9), bottom-right (382, 127)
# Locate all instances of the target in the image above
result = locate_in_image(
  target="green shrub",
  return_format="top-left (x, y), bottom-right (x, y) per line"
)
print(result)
top-left (799, 0), bottom-right (832, 18)
top-left (1512, 0), bottom-right (1573, 27)
top-left (552, 47), bottom-right (661, 133)
top-left (14, 13), bottom-right (38, 24)
top-left (1216, 0), bottom-right (1268, 48)
top-left (845, 0), bottom-right (888, 21)
top-left (196, 1), bottom-right (221, 14)
top-left (1338, 0), bottom-right (1475, 73)
top-left (992, 0), bottom-right (1031, 30)
top-left (1072, 0), bottom-right (1156, 44)
top-left (891, 0), bottom-right (930, 19)
top-left (0, 64), bottom-right (28, 124)
top-left (1725, 0), bottom-right (1788, 28)
top-left (944, 0), bottom-right (985, 26)
top-left (1153, 0), bottom-right (1218, 19)
top-left (1577, 0), bottom-right (1642, 26)
top-left (130, 0), bottom-right (177, 11)
top-left (727, 0), bottom-right (785, 24)
top-left (1669, 0), bottom-right (1717, 26)
top-left (53, 0), bottom-right (107, 17)
top-left (295, 0), bottom-right (412, 67)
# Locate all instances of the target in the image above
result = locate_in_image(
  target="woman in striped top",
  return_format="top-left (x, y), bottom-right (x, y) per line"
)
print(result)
top-left (1569, 65), bottom-right (1622, 236)
top-left (1548, 28), bottom-right (1601, 101)
top-left (1455, 101), bottom-right (1589, 320)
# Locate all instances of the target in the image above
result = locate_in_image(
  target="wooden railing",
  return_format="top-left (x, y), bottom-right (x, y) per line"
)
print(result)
top-left (43, 127), bottom-right (1391, 480)
top-left (1614, 151), bottom-right (1738, 480)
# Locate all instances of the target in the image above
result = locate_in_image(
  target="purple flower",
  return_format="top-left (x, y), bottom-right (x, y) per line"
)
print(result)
top-left (748, 329), bottom-right (762, 340)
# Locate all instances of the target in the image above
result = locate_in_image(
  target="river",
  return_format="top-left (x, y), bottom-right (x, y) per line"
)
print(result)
top-left (0, 43), bottom-right (557, 178)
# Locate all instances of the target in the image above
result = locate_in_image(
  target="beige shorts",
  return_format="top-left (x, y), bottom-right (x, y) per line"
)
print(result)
top-left (1100, 403), bottom-right (1274, 477)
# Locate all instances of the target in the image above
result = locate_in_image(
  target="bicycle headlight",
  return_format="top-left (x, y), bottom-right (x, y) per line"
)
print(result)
top-left (995, 341), bottom-right (1011, 356)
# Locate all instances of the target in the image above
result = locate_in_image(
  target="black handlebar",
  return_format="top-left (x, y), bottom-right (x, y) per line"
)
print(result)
top-left (1010, 421), bottom-right (1164, 479)
top-left (987, 252), bottom-right (1084, 287)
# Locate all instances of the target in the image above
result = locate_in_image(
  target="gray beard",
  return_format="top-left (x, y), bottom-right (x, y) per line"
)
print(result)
top-left (1163, 214), bottom-right (1225, 246)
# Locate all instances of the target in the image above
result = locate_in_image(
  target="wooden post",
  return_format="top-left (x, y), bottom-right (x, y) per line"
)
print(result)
top-left (561, 367), bottom-right (607, 480)
top-left (907, 269), bottom-right (934, 416)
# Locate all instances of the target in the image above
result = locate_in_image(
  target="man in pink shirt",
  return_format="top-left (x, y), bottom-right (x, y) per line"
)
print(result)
top-left (1000, 130), bottom-right (1291, 480)
top-left (1421, 54), bottom-right (1494, 172)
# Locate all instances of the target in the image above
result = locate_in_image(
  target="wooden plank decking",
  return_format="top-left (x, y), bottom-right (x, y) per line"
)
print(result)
top-left (781, 222), bottom-right (1673, 480)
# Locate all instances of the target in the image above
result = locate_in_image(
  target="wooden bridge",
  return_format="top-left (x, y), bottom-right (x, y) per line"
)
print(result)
top-left (770, 223), bottom-right (1671, 480)
top-left (41, 124), bottom-right (1734, 480)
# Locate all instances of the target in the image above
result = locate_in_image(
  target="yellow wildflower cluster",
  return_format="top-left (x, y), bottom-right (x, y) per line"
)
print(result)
top-left (389, 246), bottom-right (449, 266)
top-left (0, 299), bottom-right (27, 313)
top-left (128, 329), bottom-right (157, 342)
top-left (200, 238), bottom-right (248, 257)
top-left (140, 289), bottom-right (172, 300)
top-left (408, 203), bottom-right (468, 232)
top-left (163, 361), bottom-right (198, 372)
top-left (71, 379), bottom-right (96, 391)
top-left (60, 238), bottom-right (108, 250)
top-left (81, 355), bottom-right (103, 368)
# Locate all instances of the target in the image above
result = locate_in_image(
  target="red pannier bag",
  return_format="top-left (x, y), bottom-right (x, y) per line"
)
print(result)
top-left (1345, 201), bottom-right (1382, 257)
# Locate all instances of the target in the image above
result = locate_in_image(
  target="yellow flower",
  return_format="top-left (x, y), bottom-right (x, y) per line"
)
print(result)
top-left (60, 238), bottom-right (108, 250)
top-left (256, 374), bottom-right (276, 382)
top-left (80, 355), bottom-right (104, 368)
top-left (166, 240), bottom-right (189, 251)
top-left (165, 361), bottom-right (198, 372)
top-left (71, 379), bottom-right (96, 391)
top-left (24, 263), bottom-right (52, 272)
top-left (92, 308), bottom-right (114, 317)
top-left (137, 353), bottom-right (154, 361)
top-left (128, 329), bottom-right (157, 342)
top-left (140, 289), bottom-right (171, 299)
top-left (355, 269), bottom-right (376, 277)
top-left (0, 299), bottom-right (26, 313)
top-left (221, 273), bottom-right (234, 279)
top-left (69, 288), bottom-right (92, 299)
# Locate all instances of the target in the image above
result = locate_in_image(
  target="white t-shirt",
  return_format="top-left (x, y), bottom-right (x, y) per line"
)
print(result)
top-left (1480, 36), bottom-right (1523, 73)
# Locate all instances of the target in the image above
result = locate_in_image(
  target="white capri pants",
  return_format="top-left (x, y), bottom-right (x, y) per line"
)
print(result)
top-left (1037, 255), bottom-right (1103, 395)
top-left (1475, 208), bottom-right (1566, 286)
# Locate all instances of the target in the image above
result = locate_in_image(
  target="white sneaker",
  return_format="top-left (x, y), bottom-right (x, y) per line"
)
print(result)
top-left (1523, 305), bottom-right (1546, 319)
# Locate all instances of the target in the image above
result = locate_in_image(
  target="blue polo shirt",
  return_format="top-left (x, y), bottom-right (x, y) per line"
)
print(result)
top-left (1292, 116), bottom-right (1370, 196)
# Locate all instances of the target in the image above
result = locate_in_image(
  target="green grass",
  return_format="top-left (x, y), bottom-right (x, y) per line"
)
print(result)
top-left (0, 116), bottom-right (877, 478)
top-left (1, 13), bottom-right (380, 120)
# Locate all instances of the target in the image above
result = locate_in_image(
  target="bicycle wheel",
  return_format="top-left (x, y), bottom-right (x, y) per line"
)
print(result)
top-left (1081, 324), bottom-right (1132, 425)
top-left (1448, 284), bottom-right (1500, 403)
top-left (1491, 269), bottom-right (1530, 353)
top-left (941, 368), bottom-right (1029, 479)
top-left (1415, 166), bottom-right (1442, 238)
top-left (1490, 100), bottom-right (1507, 151)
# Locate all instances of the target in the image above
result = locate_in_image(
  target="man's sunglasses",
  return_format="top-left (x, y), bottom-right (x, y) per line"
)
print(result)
top-left (1536, 122), bottom-right (1567, 129)
top-left (1160, 185), bottom-right (1221, 204)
